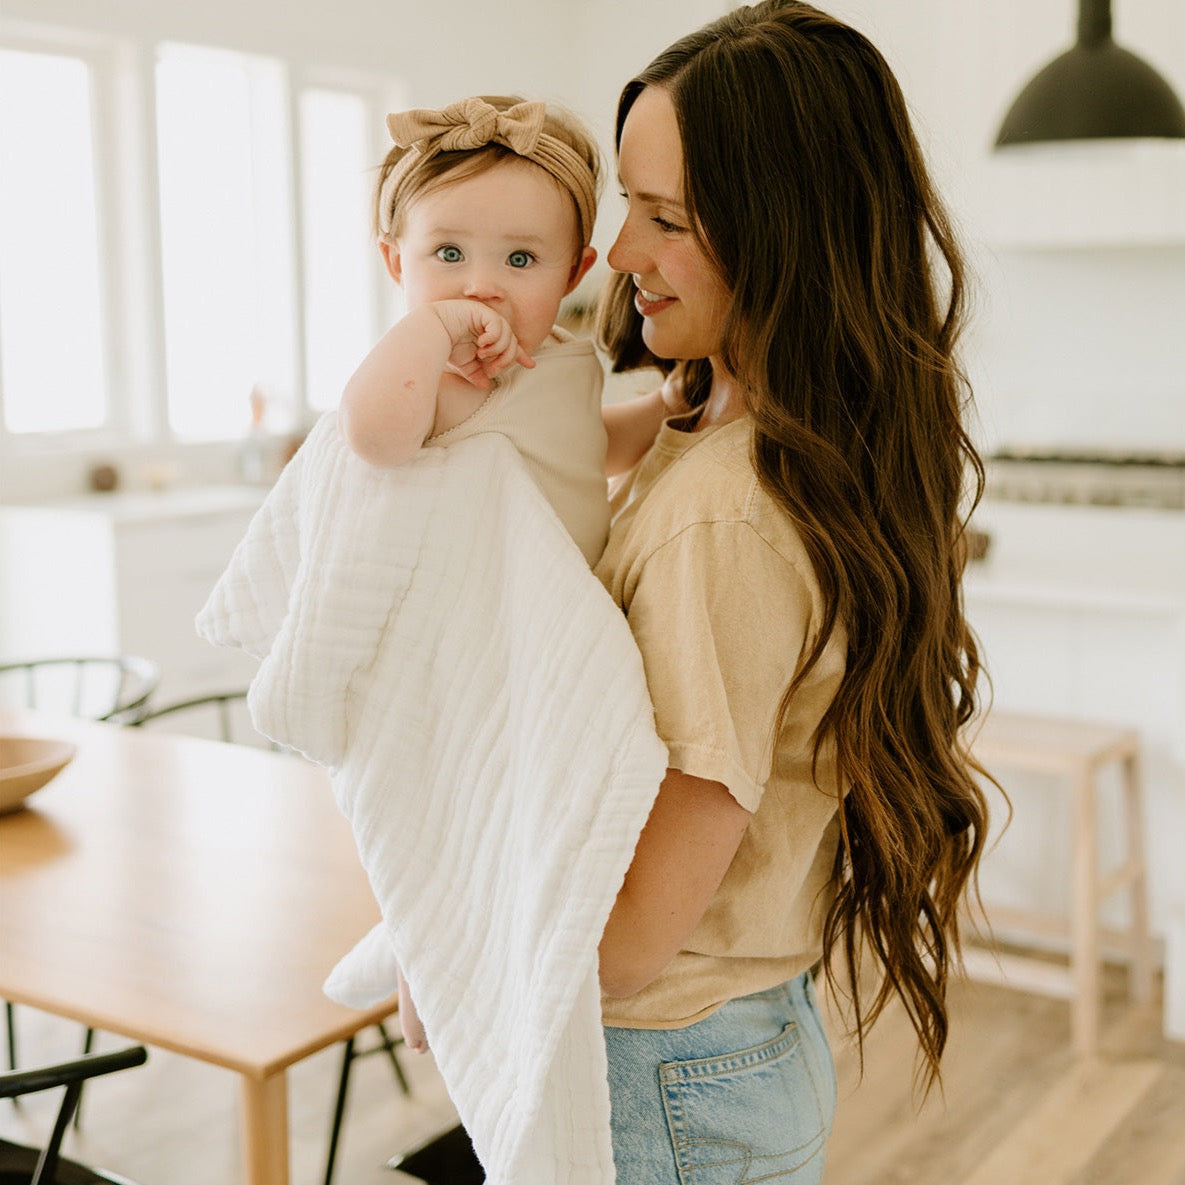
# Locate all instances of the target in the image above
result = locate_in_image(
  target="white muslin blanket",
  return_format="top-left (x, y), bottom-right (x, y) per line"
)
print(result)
top-left (195, 413), bottom-right (667, 1185)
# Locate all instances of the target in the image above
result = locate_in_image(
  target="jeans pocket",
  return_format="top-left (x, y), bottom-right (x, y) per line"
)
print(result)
top-left (659, 1022), bottom-right (829, 1185)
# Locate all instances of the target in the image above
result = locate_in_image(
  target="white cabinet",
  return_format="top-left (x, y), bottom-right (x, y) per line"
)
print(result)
top-left (977, 141), bottom-right (1185, 250)
top-left (964, 498), bottom-right (1185, 1037)
top-left (0, 486), bottom-right (263, 702)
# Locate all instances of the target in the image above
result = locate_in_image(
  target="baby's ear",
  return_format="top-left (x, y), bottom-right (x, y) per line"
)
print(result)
top-left (379, 239), bottom-right (403, 285)
top-left (565, 246), bottom-right (597, 295)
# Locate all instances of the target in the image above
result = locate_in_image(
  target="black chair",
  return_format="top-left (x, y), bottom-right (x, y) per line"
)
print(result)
top-left (0, 657), bottom-right (159, 726)
top-left (132, 691), bottom-right (410, 1185)
top-left (389, 1124), bottom-right (484, 1184)
top-left (1, 657), bottom-right (160, 1080)
top-left (0, 1046), bottom-right (148, 1185)
top-left (130, 689), bottom-right (275, 749)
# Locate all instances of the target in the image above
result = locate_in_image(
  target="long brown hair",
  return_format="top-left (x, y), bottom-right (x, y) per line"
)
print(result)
top-left (599, 0), bottom-right (995, 1091)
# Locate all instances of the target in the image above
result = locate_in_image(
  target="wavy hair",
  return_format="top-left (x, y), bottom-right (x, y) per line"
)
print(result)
top-left (599, 0), bottom-right (997, 1092)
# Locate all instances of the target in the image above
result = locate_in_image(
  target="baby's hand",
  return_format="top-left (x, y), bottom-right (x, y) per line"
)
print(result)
top-left (430, 299), bottom-right (535, 390)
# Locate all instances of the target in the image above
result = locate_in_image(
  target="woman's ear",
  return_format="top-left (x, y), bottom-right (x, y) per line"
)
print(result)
top-left (564, 246), bottom-right (597, 296)
top-left (379, 239), bottom-right (403, 285)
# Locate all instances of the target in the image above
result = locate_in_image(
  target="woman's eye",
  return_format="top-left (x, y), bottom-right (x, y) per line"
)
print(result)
top-left (435, 245), bottom-right (463, 263)
top-left (652, 216), bottom-right (683, 234)
top-left (507, 250), bottom-right (534, 269)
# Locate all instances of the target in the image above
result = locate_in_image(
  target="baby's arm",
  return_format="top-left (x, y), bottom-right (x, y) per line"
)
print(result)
top-left (602, 369), bottom-right (689, 477)
top-left (340, 302), bottom-right (533, 468)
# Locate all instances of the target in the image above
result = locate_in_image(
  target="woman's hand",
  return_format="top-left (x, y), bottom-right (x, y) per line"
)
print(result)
top-left (431, 299), bottom-right (536, 390)
top-left (397, 965), bottom-right (429, 1054)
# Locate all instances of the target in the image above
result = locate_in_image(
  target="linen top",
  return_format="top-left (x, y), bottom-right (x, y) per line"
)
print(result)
top-left (425, 326), bottom-right (609, 566)
top-left (594, 414), bottom-right (847, 1027)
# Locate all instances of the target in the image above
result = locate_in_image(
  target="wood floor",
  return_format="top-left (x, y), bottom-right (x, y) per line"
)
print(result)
top-left (822, 960), bottom-right (1185, 1185)
top-left (2, 960), bottom-right (1182, 1185)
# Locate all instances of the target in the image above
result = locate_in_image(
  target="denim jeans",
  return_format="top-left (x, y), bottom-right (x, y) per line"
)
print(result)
top-left (604, 973), bottom-right (836, 1184)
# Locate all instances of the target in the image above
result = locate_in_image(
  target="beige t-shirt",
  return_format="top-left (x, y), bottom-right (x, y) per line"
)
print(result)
top-left (595, 414), bottom-right (846, 1028)
top-left (425, 327), bottom-right (609, 566)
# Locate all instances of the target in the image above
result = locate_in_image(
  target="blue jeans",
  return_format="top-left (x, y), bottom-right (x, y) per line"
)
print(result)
top-left (604, 973), bottom-right (835, 1184)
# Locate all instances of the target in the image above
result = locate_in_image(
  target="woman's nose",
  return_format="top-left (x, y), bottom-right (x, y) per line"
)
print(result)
top-left (606, 221), bottom-right (640, 275)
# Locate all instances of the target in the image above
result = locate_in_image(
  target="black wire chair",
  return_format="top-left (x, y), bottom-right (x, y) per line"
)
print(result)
top-left (132, 690), bottom-right (410, 1185)
top-left (390, 1124), bottom-right (484, 1184)
top-left (0, 657), bottom-right (158, 726)
top-left (0, 1046), bottom-right (148, 1185)
top-left (1, 657), bottom-right (160, 1084)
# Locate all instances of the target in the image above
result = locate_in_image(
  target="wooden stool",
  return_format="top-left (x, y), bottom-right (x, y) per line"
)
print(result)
top-left (964, 709), bottom-right (1155, 1055)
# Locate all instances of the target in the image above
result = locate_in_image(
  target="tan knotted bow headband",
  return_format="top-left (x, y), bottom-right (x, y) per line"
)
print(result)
top-left (377, 97), bottom-right (598, 247)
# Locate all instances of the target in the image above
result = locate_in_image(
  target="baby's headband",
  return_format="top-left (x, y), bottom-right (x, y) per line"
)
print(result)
top-left (377, 97), bottom-right (597, 247)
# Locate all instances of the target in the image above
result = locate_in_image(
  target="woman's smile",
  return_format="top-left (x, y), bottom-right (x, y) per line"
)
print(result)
top-left (633, 280), bottom-right (676, 317)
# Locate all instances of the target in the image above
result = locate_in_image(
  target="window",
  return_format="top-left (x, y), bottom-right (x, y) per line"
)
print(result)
top-left (0, 27), bottom-right (401, 458)
top-left (299, 87), bottom-right (384, 413)
top-left (155, 44), bottom-right (299, 440)
top-left (0, 47), bottom-right (108, 434)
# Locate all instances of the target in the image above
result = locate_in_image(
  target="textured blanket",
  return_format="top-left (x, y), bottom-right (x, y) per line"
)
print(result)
top-left (196, 413), bottom-right (666, 1185)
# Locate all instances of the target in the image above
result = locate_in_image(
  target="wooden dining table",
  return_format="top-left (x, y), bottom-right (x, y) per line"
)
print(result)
top-left (0, 707), bottom-right (399, 1185)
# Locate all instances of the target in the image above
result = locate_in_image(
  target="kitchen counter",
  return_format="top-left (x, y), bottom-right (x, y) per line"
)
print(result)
top-left (966, 498), bottom-right (1185, 597)
top-left (961, 497), bottom-right (1185, 1041)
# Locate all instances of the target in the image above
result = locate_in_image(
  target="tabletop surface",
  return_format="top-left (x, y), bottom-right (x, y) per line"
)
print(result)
top-left (0, 708), bottom-right (396, 1078)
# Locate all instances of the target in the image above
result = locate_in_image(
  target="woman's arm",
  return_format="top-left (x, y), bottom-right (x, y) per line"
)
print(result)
top-left (599, 767), bottom-right (751, 998)
top-left (602, 369), bottom-right (689, 477)
top-left (602, 389), bottom-right (667, 477)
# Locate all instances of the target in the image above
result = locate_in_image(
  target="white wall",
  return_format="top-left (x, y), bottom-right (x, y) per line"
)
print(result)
top-left (823, 0), bottom-right (1185, 455)
top-left (2, 0), bottom-right (569, 98)
top-left (4, 0), bottom-right (1184, 456)
top-left (0, 0), bottom-right (729, 366)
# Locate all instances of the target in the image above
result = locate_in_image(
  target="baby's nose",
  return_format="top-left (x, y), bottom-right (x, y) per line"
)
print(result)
top-left (462, 266), bottom-right (504, 302)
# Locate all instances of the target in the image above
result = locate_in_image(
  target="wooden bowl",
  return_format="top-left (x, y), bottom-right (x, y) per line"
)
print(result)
top-left (0, 735), bottom-right (76, 815)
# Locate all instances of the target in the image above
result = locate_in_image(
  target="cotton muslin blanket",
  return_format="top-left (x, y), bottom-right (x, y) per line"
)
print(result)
top-left (196, 412), bottom-right (667, 1185)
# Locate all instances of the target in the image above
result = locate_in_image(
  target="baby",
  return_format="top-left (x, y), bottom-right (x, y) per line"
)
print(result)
top-left (340, 94), bottom-right (609, 565)
top-left (339, 94), bottom-right (620, 1053)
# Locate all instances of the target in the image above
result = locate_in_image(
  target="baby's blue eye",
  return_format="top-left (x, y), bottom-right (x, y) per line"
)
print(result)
top-left (507, 250), bottom-right (534, 269)
top-left (436, 245), bottom-right (463, 263)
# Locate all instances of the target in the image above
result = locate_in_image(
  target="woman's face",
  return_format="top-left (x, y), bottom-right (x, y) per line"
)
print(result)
top-left (608, 85), bottom-right (731, 362)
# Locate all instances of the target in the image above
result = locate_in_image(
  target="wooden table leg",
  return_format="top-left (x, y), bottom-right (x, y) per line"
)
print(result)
top-left (240, 1070), bottom-right (290, 1185)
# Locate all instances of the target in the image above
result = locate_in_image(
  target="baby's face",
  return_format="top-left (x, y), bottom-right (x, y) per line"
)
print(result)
top-left (389, 159), bottom-right (586, 354)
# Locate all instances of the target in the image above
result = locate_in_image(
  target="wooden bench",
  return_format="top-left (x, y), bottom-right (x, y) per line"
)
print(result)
top-left (964, 709), bottom-right (1155, 1055)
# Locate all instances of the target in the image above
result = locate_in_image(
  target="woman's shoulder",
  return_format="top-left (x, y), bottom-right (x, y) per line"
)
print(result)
top-left (639, 419), bottom-right (816, 577)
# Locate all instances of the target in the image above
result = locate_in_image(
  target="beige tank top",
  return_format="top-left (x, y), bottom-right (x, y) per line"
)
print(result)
top-left (425, 328), bottom-right (610, 566)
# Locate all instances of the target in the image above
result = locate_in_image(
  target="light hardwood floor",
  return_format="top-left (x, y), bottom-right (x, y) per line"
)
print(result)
top-left (3, 960), bottom-right (1182, 1185)
top-left (822, 959), bottom-right (1185, 1185)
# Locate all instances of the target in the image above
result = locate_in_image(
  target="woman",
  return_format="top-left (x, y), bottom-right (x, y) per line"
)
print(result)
top-left (594, 3), bottom-right (993, 1181)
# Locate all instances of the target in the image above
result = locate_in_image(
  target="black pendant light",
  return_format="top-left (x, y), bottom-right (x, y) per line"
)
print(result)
top-left (995, 0), bottom-right (1185, 146)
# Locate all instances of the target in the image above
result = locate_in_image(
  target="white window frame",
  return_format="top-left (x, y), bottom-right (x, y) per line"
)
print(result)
top-left (0, 20), bottom-right (404, 498)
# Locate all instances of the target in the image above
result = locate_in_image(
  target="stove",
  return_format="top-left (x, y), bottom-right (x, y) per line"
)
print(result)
top-left (986, 449), bottom-right (1185, 510)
